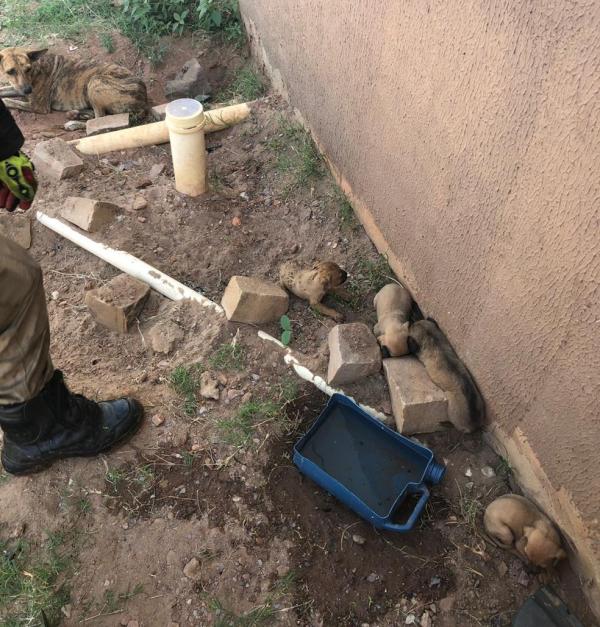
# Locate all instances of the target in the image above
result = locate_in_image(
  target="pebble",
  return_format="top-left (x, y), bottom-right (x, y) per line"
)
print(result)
top-left (51, 291), bottom-right (59, 300)
top-left (135, 178), bottom-right (152, 189)
top-left (149, 163), bottom-right (166, 179)
top-left (137, 216), bottom-right (146, 223)
top-left (439, 595), bottom-right (455, 613)
top-left (239, 191), bottom-right (249, 200)
top-left (131, 194), bottom-right (148, 211)
top-left (481, 465), bottom-right (496, 478)
top-left (420, 611), bottom-right (432, 627)
top-left (497, 561), bottom-right (508, 577)
top-left (127, 621), bottom-right (139, 627)
top-left (429, 575), bottom-right (441, 587)
top-left (465, 468), bottom-right (473, 477)
top-left (152, 414), bottom-right (165, 427)
top-left (183, 557), bottom-right (201, 580)
top-left (405, 614), bottom-right (416, 625)
top-left (200, 372), bottom-right (220, 400)
top-left (352, 534), bottom-right (366, 545)
top-left (61, 604), bottom-right (72, 618)
top-left (231, 216), bottom-right (242, 227)
top-left (366, 573), bottom-right (379, 583)
top-left (232, 496), bottom-right (242, 503)
top-left (517, 570), bottom-right (530, 587)
top-left (64, 120), bottom-right (86, 131)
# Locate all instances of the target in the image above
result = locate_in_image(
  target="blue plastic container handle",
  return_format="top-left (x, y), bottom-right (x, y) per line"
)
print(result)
top-left (381, 484), bottom-right (429, 532)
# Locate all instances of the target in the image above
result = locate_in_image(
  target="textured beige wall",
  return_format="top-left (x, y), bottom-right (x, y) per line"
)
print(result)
top-left (240, 0), bottom-right (600, 616)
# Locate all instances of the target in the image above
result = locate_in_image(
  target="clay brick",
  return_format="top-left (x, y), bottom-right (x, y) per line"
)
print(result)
top-left (151, 103), bottom-right (168, 121)
top-left (61, 197), bottom-right (119, 232)
top-left (0, 214), bottom-right (31, 249)
top-left (32, 138), bottom-right (84, 180)
top-left (327, 323), bottom-right (382, 385)
top-left (86, 113), bottom-right (130, 136)
top-left (221, 276), bottom-right (289, 324)
top-left (85, 274), bottom-right (150, 333)
top-left (383, 357), bottom-right (448, 435)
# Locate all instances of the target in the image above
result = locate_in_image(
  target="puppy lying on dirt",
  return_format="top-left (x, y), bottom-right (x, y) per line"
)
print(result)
top-left (373, 283), bottom-right (412, 357)
top-left (280, 261), bottom-right (349, 322)
top-left (0, 47), bottom-right (147, 117)
top-left (484, 494), bottom-right (566, 568)
top-left (407, 319), bottom-right (484, 432)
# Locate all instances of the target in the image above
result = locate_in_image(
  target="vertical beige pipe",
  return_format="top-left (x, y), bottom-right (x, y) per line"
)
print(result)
top-left (165, 99), bottom-right (207, 196)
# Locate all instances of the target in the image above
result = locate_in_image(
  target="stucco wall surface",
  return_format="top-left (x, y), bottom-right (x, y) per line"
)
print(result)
top-left (241, 0), bottom-right (600, 615)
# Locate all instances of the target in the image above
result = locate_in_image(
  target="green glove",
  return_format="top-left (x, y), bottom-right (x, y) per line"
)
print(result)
top-left (0, 151), bottom-right (38, 211)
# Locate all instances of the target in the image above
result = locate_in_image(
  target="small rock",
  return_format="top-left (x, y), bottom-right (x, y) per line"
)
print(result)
top-left (465, 481), bottom-right (474, 490)
top-left (239, 191), bottom-right (249, 201)
top-left (148, 321), bottom-right (184, 354)
top-left (439, 595), bottom-right (455, 613)
top-left (465, 468), bottom-right (473, 477)
top-left (64, 120), bottom-right (86, 131)
top-left (126, 621), bottom-right (139, 627)
top-left (200, 372), bottom-right (220, 400)
top-left (352, 534), bottom-right (366, 545)
top-left (481, 465), bottom-right (496, 478)
top-left (131, 194), bottom-right (147, 211)
top-left (405, 615), bottom-right (416, 625)
top-left (497, 561), bottom-right (508, 577)
top-left (366, 573), bottom-right (379, 583)
top-left (232, 496), bottom-right (242, 503)
top-left (60, 604), bottom-right (72, 618)
top-left (51, 291), bottom-right (60, 300)
top-left (231, 216), bottom-right (242, 227)
top-left (420, 611), bottom-right (432, 627)
top-left (289, 243), bottom-right (300, 254)
top-left (137, 216), bottom-right (146, 223)
top-left (429, 575), bottom-right (441, 587)
top-left (135, 178), bottom-right (152, 189)
top-left (122, 522), bottom-right (129, 530)
top-left (183, 557), bottom-right (201, 580)
top-left (152, 414), bottom-right (165, 427)
top-left (217, 373), bottom-right (228, 385)
top-left (227, 388), bottom-right (243, 401)
top-left (517, 570), bottom-right (530, 587)
top-left (149, 163), bottom-right (166, 180)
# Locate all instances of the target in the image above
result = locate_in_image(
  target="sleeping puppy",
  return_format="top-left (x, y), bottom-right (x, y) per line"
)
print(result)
top-left (407, 319), bottom-right (484, 432)
top-left (373, 283), bottom-right (412, 357)
top-left (484, 494), bottom-right (566, 568)
top-left (279, 261), bottom-right (348, 322)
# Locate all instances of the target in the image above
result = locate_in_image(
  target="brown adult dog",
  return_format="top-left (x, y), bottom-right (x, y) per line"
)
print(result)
top-left (484, 494), bottom-right (566, 568)
top-left (280, 261), bottom-right (349, 322)
top-left (407, 319), bottom-right (484, 432)
top-left (373, 283), bottom-right (412, 357)
top-left (0, 47), bottom-right (147, 117)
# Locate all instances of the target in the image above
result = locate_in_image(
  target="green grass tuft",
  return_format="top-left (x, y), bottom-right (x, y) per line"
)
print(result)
top-left (266, 117), bottom-right (324, 193)
top-left (0, 532), bottom-right (76, 626)
top-left (209, 343), bottom-right (245, 371)
top-left (218, 66), bottom-right (265, 102)
top-left (170, 363), bottom-right (203, 415)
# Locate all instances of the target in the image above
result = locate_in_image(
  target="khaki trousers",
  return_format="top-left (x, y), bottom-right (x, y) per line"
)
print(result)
top-left (0, 233), bottom-right (53, 405)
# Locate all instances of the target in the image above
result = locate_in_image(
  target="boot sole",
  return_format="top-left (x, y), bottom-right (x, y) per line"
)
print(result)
top-left (2, 401), bottom-right (144, 476)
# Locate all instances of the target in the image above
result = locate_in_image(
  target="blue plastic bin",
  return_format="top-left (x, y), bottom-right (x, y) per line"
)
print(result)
top-left (293, 394), bottom-right (446, 532)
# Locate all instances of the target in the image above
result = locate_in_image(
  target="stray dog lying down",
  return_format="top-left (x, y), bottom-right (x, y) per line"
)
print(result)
top-left (0, 46), bottom-right (147, 117)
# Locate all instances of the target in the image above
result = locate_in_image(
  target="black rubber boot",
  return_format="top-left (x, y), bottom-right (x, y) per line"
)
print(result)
top-left (0, 370), bottom-right (143, 475)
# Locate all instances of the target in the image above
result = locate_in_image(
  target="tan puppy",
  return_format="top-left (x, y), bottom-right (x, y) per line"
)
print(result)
top-left (484, 494), bottom-right (566, 568)
top-left (280, 261), bottom-right (348, 322)
top-left (407, 319), bottom-right (484, 432)
top-left (0, 47), bottom-right (147, 117)
top-left (373, 283), bottom-right (412, 357)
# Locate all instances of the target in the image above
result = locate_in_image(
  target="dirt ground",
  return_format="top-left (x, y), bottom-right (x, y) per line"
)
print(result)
top-left (0, 31), bottom-right (596, 627)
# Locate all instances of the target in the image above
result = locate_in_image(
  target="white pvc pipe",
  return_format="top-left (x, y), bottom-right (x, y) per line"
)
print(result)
top-left (36, 211), bottom-right (223, 313)
top-left (257, 331), bottom-right (393, 426)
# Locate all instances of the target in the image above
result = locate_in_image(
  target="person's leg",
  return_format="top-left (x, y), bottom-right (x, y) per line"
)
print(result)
top-left (0, 235), bottom-right (143, 474)
top-left (0, 234), bottom-right (54, 404)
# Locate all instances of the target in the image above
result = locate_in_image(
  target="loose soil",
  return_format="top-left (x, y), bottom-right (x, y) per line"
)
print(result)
top-left (0, 29), bottom-right (596, 627)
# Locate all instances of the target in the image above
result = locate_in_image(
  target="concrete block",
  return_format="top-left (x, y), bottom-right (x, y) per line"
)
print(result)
top-left (383, 357), bottom-right (449, 435)
top-left (327, 323), bottom-right (382, 385)
top-left (61, 197), bottom-right (119, 232)
top-left (151, 103), bottom-right (168, 121)
top-left (221, 276), bottom-right (289, 324)
top-left (32, 138), bottom-right (84, 180)
top-left (0, 214), bottom-right (31, 249)
top-left (86, 113), bottom-right (130, 136)
top-left (85, 274), bottom-right (150, 333)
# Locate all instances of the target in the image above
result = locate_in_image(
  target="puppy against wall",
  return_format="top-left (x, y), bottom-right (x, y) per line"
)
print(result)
top-left (407, 319), bottom-right (484, 432)
top-left (373, 283), bottom-right (413, 357)
top-left (484, 494), bottom-right (566, 568)
top-left (279, 261), bottom-right (349, 322)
